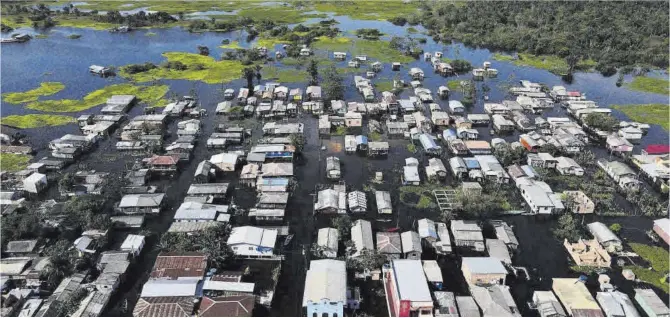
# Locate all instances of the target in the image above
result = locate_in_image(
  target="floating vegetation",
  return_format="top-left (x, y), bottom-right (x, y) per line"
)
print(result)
top-left (145, 32), bottom-right (157, 37)
top-left (492, 53), bottom-right (515, 61)
top-left (406, 143), bottom-right (417, 153)
top-left (220, 40), bottom-right (242, 49)
top-left (26, 83), bottom-right (169, 112)
top-left (2, 82), bottom-right (65, 104)
top-left (262, 65), bottom-right (307, 83)
top-left (407, 27), bottom-right (418, 34)
top-left (624, 243), bottom-right (669, 293)
top-left (238, 6), bottom-right (326, 24)
top-left (119, 52), bottom-right (245, 84)
top-left (611, 103), bottom-right (669, 131)
top-left (446, 80), bottom-right (463, 90)
top-left (375, 80), bottom-right (394, 92)
top-left (0, 153), bottom-right (31, 172)
top-left (399, 185), bottom-right (440, 209)
top-left (1, 114), bottom-right (75, 129)
top-left (34, 34), bottom-right (49, 39)
top-left (312, 2), bottom-right (420, 21)
top-left (510, 53), bottom-right (596, 75)
top-left (312, 36), bottom-right (414, 63)
top-left (67, 33), bottom-right (82, 39)
top-left (624, 76), bottom-right (670, 95)
top-left (333, 126), bottom-right (348, 136)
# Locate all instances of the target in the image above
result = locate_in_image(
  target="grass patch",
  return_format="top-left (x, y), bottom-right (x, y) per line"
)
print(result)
top-left (238, 6), bottom-right (326, 24)
top-left (220, 40), bottom-right (242, 49)
top-left (375, 80), bottom-right (394, 92)
top-left (34, 34), bottom-right (49, 39)
top-left (569, 265), bottom-right (601, 273)
top-left (75, 1), bottom-right (260, 14)
top-left (0, 153), bottom-right (31, 172)
top-left (493, 53), bottom-right (515, 61)
top-left (54, 16), bottom-right (121, 30)
top-left (406, 143), bottom-right (417, 153)
top-left (119, 52), bottom-right (246, 84)
top-left (262, 65), bottom-right (307, 83)
top-left (26, 83), bottom-right (168, 112)
top-left (1, 114), bottom-right (75, 129)
top-left (513, 53), bottom-right (596, 75)
top-left (312, 1), bottom-right (420, 21)
top-left (333, 126), bottom-right (348, 136)
top-left (145, 32), bottom-right (157, 37)
top-left (369, 131), bottom-right (382, 141)
top-left (625, 76), bottom-right (670, 95)
top-left (447, 80), bottom-right (463, 90)
top-left (399, 185), bottom-right (442, 209)
top-left (313, 36), bottom-right (414, 63)
top-left (3, 82), bottom-right (65, 104)
top-left (611, 104), bottom-right (669, 131)
top-left (407, 27), bottom-right (418, 34)
top-left (67, 34), bottom-right (82, 39)
top-left (623, 243), bottom-right (669, 293)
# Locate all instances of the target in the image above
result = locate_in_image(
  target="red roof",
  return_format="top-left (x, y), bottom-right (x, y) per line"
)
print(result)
top-left (645, 144), bottom-right (670, 155)
top-left (567, 91), bottom-right (581, 97)
top-left (199, 295), bottom-right (254, 317)
top-left (146, 155), bottom-right (180, 166)
top-left (150, 252), bottom-right (207, 279)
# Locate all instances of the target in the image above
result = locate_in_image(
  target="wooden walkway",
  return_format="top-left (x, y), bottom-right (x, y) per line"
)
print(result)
top-left (432, 189), bottom-right (458, 215)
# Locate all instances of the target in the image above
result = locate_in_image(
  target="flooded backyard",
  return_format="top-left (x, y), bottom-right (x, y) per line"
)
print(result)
top-left (2, 9), bottom-right (668, 317)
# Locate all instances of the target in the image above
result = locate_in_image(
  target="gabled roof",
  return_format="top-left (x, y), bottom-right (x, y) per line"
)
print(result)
top-left (133, 296), bottom-right (195, 317)
top-left (227, 226), bottom-right (277, 248)
top-left (5, 240), bottom-right (38, 253)
top-left (376, 232), bottom-right (402, 254)
top-left (150, 252), bottom-right (207, 279)
top-left (199, 295), bottom-right (255, 317)
top-left (302, 259), bottom-right (346, 306)
top-left (401, 231), bottom-right (421, 253)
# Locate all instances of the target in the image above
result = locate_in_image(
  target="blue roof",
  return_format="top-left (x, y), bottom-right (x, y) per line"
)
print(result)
top-left (356, 135), bottom-right (368, 144)
top-left (521, 165), bottom-right (536, 178)
top-left (419, 134), bottom-right (440, 150)
top-left (261, 178), bottom-right (290, 186)
top-left (464, 158), bottom-right (480, 169)
top-left (443, 129), bottom-right (457, 138)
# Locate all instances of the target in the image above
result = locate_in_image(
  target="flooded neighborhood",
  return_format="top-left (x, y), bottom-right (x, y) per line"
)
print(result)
top-left (0, 1), bottom-right (668, 317)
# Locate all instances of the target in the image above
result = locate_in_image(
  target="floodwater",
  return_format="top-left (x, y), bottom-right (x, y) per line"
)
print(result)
top-left (1, 12), bottom-right (668, 317)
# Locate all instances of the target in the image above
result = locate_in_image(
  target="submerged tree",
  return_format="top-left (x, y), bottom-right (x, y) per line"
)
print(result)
top-left (322, 65), bottom-right (344, 101)
top-left (552, 214), bottom-right (584, 242)
top-left (307, 59), bottom-right (319, 85)
top-left (241, 67), bottom-right (255, 93)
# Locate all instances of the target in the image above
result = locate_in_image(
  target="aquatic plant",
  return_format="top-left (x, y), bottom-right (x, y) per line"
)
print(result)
top-left (374, 80), bottom-right (394, 92)
top-left (611, 103), bottom-right (669, 131)
top-left (26, 83), bottom-right (169, 112)
top-left (512, 53), bottom-right (596, 75)
top-left (0, 153), bottom-right (31, 172)
top-left (261, 65), bottom-right (307, 83)
top-left (624, 76), bottom-right (670, 95)
top-left (1, 114), bottom-right (75, 129)
top-left (67, 33), bottom-right (82, 39)
top-left (492, 53), bottom-right (515, 61)
top-left (119, 52), bottom-right (246, 84)
top-left (2, 82), bottom-right (65, 104)
top-left (312, 1), bottom-right (420, 21)
top-left (145, 32), bottom-right (157, 37)
top-left (312, 36), bottom-right (414, 63)
top-left (220, 40), bottom-right (242, 49)
top-left (368, 131), bottom-right (382, 141)
top-left (624, 243), bottom-right (669, 293)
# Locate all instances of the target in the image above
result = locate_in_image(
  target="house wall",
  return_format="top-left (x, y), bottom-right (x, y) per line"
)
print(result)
top-left (653, 224), bottom-right (670, 246)
top-left (461, 267), bottom-right (506, 286)
top-left (404, 252), bottom-right (421, 260)
top-left (230, 243), bottom-right (274, 257)
top-left (306, 300), bottom-right (344, 317)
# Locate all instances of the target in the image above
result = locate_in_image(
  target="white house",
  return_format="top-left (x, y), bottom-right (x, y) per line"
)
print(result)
top-left (317, 228), bottom-right (339, 258)
top-left (351, 219), bottom-right (374, 258)
top-left (302, 259), bottom-right (346, 317)
top-left (556, 157), bottom-right (584, 176)
top-left (120, 234), bottom-right (145, 257)
top-left (23, 173), bottom-right (47, 194)
top-left (227, 226), bottom-right (277, 258)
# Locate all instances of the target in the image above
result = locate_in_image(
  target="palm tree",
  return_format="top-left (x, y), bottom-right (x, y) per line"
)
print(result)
top-left (242, 67), bottom-right (255, 92)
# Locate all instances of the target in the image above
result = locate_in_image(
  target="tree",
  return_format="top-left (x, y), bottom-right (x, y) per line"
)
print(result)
top-left (322, 65), bottom-right (344, 101)
top-left (332, 215), bottom-right (352, 237)
top-left (552, 214), bottom-right (584, 242)
top-left (197, 45), bottom-right (210, 56)
top-left (583, 113), bottom-right (619, 132)
top-left (41, 240), bottom-right (77, 289)
top-left (241, 67), bottom-right (255, 92)
top-left (289, 134), bottom-right (306, 154)
top-left (609, 223), bottom-right (622, 234)
top-left (493, 143), bottom-right (526, 166)
top-left (574, 150), bottom-right (597, 167)
top-left (345, 248), bottom-right (386, 272)
top-left (159, 224), bottom-right (233, 269)
top-left (255, 64), bottom-right (262, 84)
top-left (306, 59), bottom-right (319, 85)
top-left (451, 59), bottom-right (473, 73)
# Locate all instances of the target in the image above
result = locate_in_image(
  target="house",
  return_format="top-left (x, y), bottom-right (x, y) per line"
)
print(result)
top-left (117, 193), bottom-right (165, 214)
top-left (376, 232), bottom-right (402, 260)
top-left (422, 260), bottom-right (443, 290)
top-left (476, 155), bottom-right (511, 183)
top-left (403, 165), bottom-right (421, 186)
top-left (401, 231), bottom-right (422, 260)
top-left (457, 128), bottom-right (479, 140)
top-left (333, 51), bottom-right (347, 60)
top-left (347, 191), bottom-right (367, 213)
top-left (449, 157), bottom-right (468, 179)
top-left (451, 220), bottom-right (485, 252)
top-left (587, 222), bottom-right (623, 253)
top-left (618, 127), bottom-right (643, 143)
top-left (555, 156), bottom-right (584, 176)
top-left (652, 218), bottom-right (670, 245)
top-left (448, 101), bottom-right (465, 115)
top-left (173, 201), bottom-right (227, 222)
top-left (326, 156), bottom-right (341, 179)
top-left (387, 121), bottom-right (409, 136)
top-left (239, 164), bottom-right (259, 187)
top-left (492, 115), bottom-right (515, 133)
top-left (419, 134), bottom-right (441, 155)
top-left (633, 289), bottom-right (670, 317)
top-left (409, 67), bottom-right (425, 80)
top-left (532, 291), bottom-right (567, 317)
top-left (210, 153), bottom-right (239, 172)
top-left (368, 142), bottom-right (390, 156)
top-left (149, 252), bottom-right (207, 280)
top-left (469, 284), bottom-right (520, 317)
top-left (227, 226), bottom-right (277, 258)
top-left (134, 280), bottom-right (198, 317)
top-left (306, 86), bottom-right (322, 101)
top-left (144, 155), bottom-right (180, 174)
top-left (518, 179), bottom-right (563, 214)
top-left (187, 183), bottom-right (229, 202)
top-left (433, 291), bottom-right (458, 317)
top-left (598, 159), bottom-right (641, 191)
top-left (552, 278), bottom-right (604, 317)
top-left (491, 221), bottom-right (519, 251)
top-left (344, 112), bottom-right (363, 128)
top-left (237, 88), bottom-right (249, 105)
top-left (317, 228), bottom-right (339, 259)
top-left (465, 140), bottom-right (492, 155)
top-left (351, 220), bottom-right (374, 258)
top-left (418, 219), bottom-right (438, 244)
top-left (382, 259), bottom-right (433, 317)
top-left (89, 64), bottom-right (112, 76)
top-left (563, 191), bottom-right (595, 214)
top-left (596, 291), bottom-right (640, 317)
top-left (425, 158), bottom-right (447, 181)
top-left (102, 95), bottom-right (136, 114)
top-left (606, 134), bottom-right (634, 154)
top-left (22, 173), bottom-right (47, 194)
top-left (198, 295), bottom-right (255, 317)
top-left (314, 188), bottom-right (346, 214)
top-left (5, 240), bottom-right (39, 256)
top-left (456, 296), bottom-right (481, 317)
top-left (302, 260), bottom-right (347, 317)
top-left (120, 234), bottom-right (145, 257)
top-left (486, 239), bottom-right (512, 265)
top-left (257, 192), bottom-right (289, 209)
top-left (461, 257), bottom-right (507, 286)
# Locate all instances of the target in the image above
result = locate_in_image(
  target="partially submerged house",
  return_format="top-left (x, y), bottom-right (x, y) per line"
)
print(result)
top-left (350, 219), bottom-right (374, 258)
top-left (317, 228), bottom-right (339, 259)
top-left (552, 278), bottom-right (604, 317)
top-left (302, 259), bottom-right (347, 317)
top-left (375, 191), bottom-right (392, 214)
top-left (401, 231), bottom-right (422, 260)
top-left (117, 193), bottom-right (165, 215)
top-left (587, 222), bottom-right (623, 253)
top-left (227, 226), bottom-right (277, 258)
top-left (451, 220), bottom-right (485, 252)
top-left (461, 257), bottom-right (507, 286)
top-left (383, 259), bottom-right (433, 317)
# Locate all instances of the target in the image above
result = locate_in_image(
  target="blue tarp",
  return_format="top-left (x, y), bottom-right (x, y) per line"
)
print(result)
top-left (464, 158), bottom-right (481, 169)
top-left (443, 129), bottom-right (457, 139)
top-left (355, 135), bottom-right (368, 145)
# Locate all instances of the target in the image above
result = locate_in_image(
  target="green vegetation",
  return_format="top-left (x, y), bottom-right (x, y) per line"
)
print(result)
top-left (26, 83), bottom-right (168, 112)
top-left (220, 40), bottom-right (242, 49)
top-left (609, 223), bottom-right (622, 234)
top-left (552, 214), bottom-right (585, 242)
top-left (66, 34), bottom-right (82, 39)
top-left (355, 28), bottom-right (384, 40)
top-left (625, 76), bottom-right (670, 95)
top-left (145, 32), bottom-right (157, 37)
top-left (420, 2), bottom-right (669, 73)
top-left (582, 113), bottom-right (620, 132)
top-left (312, 36), bottom-right (414, 63)
top-left (511, 53), bottom-right (596, 75)
top-left (493, 53), bottom-right (515, 61)
top-left (446, 80), bottom-right (463, 90)
top-left (569, 265), bottom-right (600, 274)
top-left (1, 114), bottom-right (75, 129)
top-left (119, 52), bottom-right (245, 84)
top-left (407, 27), bottom-right (418, 34)
top-left (159, 224), bottom-right (232, 269)
top-left (34, 34), bottom-right (49, 39)
top-left (375, 80), bottom-right (394, 92)
top-left (262, 65), bottom-right (307, 83)
top-left (369, 131), bottom-right (382, 141)
top-left (406, 143), bottom-right (417, 153)
top-left (612, 104), bottom-right (669, 131)
top-left (3, 82), bottom-right (65, 104)
top-left (0, 153), bottom-right (31, 172)
top-left (237, 6), bottom-right (326, 24)
top-left (625, 243), bottom-right (669, 293)
top-left (399, 185), bottom-right (440, 209)
top-left (312, 1), bottom-right (420, 21)
top-left (333, 126), bottom-right (348, 136)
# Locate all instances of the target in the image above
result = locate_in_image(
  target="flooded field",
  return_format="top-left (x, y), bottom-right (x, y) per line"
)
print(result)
top-left (2, 9), bottom-right (668, 317)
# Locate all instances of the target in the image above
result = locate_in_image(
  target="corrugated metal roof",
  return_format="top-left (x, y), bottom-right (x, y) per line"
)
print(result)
top-left (302, 260), bottom-right (346, 306)
top-left (391, 260), bottom-right (432, 302)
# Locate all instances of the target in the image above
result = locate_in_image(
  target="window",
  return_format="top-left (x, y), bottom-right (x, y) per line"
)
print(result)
top-left (233, 247), bottom-right (238, 250)
top-left (333, 314), bottom-right (338, 317)
top-left (322, 314), bottom-right (328, 317)
top-left (248, 247), bottom-right (254, 250)
top-left (312, 313), bottom-right (317, 317)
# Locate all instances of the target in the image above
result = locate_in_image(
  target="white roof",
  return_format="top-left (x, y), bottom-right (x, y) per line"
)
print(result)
top-left (422, 260), bottom-right (443, 282)
top-left (391, 260), bottom-right (432, 302)
top-left (317, 228), bottom-right (339, 251)
top-left (24, 173), bottom-right (46, 184)
top-left (120, 234), bottom-right (144, 250)
top-left (351, 219), bottom-right (374, 257)
top-left (210, 152), bottom-right (239, 165)
top-left (462, 257), bottom-right (507, 274)
top-left (654, 218), bottom-right (670, 235)
top-left (227, 226), bottom-right (277, 248)
top-left (140, 279), bottom-right (198, 297)
top-left (302, 259), bottom-right (346, 306)
top-left (118, 193), bottom-right (165, 208)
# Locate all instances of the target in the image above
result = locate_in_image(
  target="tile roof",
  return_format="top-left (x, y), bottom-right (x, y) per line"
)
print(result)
top-left (149, 252), bottom-right (207, 279)
top-left (133, 296), bottom-right (195, 317)
top-left (199, 295), bottom-right (255, 317)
